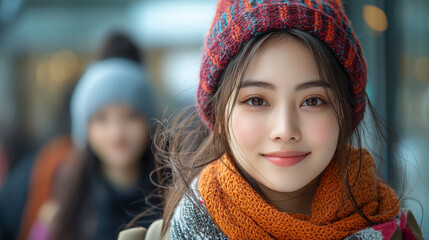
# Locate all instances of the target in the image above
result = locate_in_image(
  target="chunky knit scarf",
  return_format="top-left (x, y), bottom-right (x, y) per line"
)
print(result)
top-left (170, 147), bottom-right (410, 239)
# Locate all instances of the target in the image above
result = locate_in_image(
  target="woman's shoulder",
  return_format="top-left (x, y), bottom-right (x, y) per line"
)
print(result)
top-left (345, 209), bottom-right (423, 240)
top-left (169, 177), bottom-right (228, 239)
top-left (118, 219), bottom-right (168, 240)
top-left (398, 209), bottom-right (423, 240)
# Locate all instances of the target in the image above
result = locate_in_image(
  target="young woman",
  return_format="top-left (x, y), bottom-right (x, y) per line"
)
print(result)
top-left (27, 33), bottom-right (161, 240)
top-left (130, 0), bottom-right (422, 239)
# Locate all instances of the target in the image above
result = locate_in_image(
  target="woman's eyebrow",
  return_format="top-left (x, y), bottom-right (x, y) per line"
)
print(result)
top-left (295, 80), bottom-right (331, 91)
top-left (240, 80), bottom-right (276, 90)
top-left (240, 79), bottom-right (330, 91)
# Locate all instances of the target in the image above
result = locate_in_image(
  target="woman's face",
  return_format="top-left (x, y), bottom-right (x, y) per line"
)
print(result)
top-left (228, 37), bottom-right (340, 192)
top-left (88, 104), bottom-right (149, 170)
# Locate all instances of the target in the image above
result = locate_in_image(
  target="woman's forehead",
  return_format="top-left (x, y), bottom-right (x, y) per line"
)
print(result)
top-left (243, 37), bottom-right (319, 91)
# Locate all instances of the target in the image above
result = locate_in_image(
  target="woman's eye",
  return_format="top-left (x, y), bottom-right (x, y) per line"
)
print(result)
top-left (245, 97), bottom-right (268, 106)
top-left (302, 97), bottom-right (326, 107)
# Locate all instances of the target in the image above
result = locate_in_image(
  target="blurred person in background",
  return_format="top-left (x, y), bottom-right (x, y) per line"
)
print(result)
top-left (47, 32), bottom-right (161, 240)
top-left (0, 32), bottom-right (161, 240)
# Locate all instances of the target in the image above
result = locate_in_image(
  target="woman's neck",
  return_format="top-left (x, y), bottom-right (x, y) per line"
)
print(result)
top-left (101, 162), bottom-right (141, 190)
top-left (258, 176), bottom-right (321, 215)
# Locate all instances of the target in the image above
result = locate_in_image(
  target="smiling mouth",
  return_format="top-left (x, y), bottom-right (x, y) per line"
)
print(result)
top-left (261, 152), bottom-right (310, 167)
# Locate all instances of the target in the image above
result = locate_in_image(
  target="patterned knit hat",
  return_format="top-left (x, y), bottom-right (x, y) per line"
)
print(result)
top-left (197, 0), bottom-right (367, 130)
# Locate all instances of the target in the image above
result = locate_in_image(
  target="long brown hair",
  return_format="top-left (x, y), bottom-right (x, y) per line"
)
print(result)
top-left (155, 29), bottom-right (403, 236)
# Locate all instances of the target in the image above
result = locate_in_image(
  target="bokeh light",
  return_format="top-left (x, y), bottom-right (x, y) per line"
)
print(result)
top-left (49, 49), bottom-right (78, 87)
top-left (414, 57), bottom-right (429, 84)
top-left (363, 5), bottom-right (388, 32)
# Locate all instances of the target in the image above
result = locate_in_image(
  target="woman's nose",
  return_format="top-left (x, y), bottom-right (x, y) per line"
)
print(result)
top-left (269, 106), bottom-right (301, 143)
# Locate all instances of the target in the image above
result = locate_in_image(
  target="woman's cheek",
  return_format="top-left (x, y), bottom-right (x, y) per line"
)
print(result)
top-left (231, 109), bottom-right (266, 149)
top-left (305, 113), bottom-right (339, 144)
top-left (88, 123), bottom-right (107, 147)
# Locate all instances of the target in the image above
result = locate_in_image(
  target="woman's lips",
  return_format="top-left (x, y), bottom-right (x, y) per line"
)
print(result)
top-left (261, 151), bottom-right (310, 167)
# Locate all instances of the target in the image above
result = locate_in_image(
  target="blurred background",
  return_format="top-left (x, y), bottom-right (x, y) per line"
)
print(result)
top-left (0, 0), bottom-right (427, 237)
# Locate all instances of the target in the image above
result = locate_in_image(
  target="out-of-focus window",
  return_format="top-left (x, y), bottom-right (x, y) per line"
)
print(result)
top-left (346, 1), bottom-right (429, 236)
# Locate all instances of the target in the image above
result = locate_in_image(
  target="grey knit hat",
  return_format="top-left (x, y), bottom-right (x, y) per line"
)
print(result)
top-left (70, 58), bottom-right (157, 149)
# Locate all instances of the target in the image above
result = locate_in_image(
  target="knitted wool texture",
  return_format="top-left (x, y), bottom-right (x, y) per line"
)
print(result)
top-left (170, 197), bottom-right (409, 240)
top-left (198, 147), bottom-right (400, 239)
top-left (169, 180), bottom-right (227, 239)
top-left (197, 0), bottom-right (367, 130)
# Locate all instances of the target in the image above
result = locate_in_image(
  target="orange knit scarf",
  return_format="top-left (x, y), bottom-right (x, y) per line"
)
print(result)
top-left (199, 147), bottom-right (401, 240)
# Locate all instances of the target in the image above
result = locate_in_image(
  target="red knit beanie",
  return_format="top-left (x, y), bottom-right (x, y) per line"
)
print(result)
top-left (197, 0), bottom-right (367, 130)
